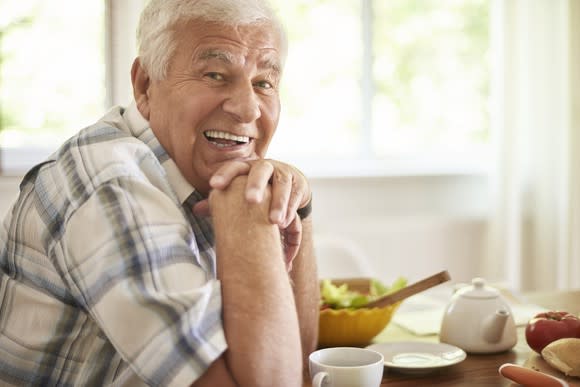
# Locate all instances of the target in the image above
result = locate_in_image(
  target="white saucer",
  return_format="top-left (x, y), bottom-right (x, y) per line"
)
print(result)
top-left (366, 341), bottom-right (466, 375)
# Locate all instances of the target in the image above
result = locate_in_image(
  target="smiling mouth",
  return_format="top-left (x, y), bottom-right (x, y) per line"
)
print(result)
top-left (204, 130), bottom-right (251, 148)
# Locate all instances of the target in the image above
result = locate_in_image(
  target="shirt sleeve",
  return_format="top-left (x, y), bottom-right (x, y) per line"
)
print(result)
top-left (57, 176), bottom-right (227, 386)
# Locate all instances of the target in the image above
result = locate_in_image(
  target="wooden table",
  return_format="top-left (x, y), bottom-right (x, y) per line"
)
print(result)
top-left (374, 289), bottom-right (580, 386)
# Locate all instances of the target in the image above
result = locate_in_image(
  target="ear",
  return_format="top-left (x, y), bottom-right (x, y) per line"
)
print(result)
top-left (131, 57), bottom-right (151, 120)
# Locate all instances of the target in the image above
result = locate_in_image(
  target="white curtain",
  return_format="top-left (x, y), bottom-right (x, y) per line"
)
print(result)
top-left (485, 0), bottom-right (580, 291)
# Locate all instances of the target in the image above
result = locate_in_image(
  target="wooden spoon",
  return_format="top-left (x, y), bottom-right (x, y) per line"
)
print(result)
top-left (365, 270), bottom-right (451, 308)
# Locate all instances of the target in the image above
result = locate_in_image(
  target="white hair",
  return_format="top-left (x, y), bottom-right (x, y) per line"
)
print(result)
top-left (137, 0), bottom-right (287, 80)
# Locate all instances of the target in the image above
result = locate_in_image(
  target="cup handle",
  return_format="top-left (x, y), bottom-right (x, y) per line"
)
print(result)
top-left (312, 371), bottom-right (329, 387)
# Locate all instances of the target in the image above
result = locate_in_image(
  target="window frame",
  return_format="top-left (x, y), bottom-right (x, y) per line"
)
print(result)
top-left (0, 0), bottom-right (142, 176)
top-left (0, 0), bottom-right (491, 178)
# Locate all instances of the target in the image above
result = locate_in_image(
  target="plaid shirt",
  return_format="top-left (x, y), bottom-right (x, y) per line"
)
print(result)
top-left (0, 103), bottom-right (227, 386)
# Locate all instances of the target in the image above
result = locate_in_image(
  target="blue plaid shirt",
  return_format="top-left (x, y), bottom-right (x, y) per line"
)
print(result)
top-left (0, 103), bottom-right (227, 386)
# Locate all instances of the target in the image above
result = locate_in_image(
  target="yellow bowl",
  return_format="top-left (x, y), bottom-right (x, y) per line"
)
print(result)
top-left (318, 278), bottom-right (402, 347)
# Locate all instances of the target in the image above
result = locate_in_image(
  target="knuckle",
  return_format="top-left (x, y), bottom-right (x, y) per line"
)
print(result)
top-left (275, 170), bottom-right (291, 184)
top-left (223, 175), bottom-right (248, 194)
top-left (255, 159), bottom-right (272, 170)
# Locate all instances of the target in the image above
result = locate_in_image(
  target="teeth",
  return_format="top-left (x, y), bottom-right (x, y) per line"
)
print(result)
top-left (205, 130), bottom-right (250, 143)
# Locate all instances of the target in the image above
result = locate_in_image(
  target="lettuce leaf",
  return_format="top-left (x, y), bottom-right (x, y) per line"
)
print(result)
top-left (320, 277), bottom-right (407, 309)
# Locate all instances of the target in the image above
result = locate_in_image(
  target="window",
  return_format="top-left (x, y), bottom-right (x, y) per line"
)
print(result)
top-left (0, 0), bottom-right (106, 170)
top-left (371, 0), bottom-right (489, 158)
top-left (268, 0), bottom-right (490, 174)
top-left (0, 0), bottom-right (489, 176)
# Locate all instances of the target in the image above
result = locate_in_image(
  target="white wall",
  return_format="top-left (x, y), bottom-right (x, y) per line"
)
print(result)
top-left (309, 175), bottom-right (489, 284)
top-left (0, 174), bottom-right (490, 285)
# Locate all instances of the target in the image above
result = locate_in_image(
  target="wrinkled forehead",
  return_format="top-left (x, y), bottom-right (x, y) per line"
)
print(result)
top-left (175, 19), bottom-right (285, 68)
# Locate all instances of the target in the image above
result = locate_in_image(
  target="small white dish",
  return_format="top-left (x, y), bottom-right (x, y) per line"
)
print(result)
top-left (366, 341), bottom-right (466, 375)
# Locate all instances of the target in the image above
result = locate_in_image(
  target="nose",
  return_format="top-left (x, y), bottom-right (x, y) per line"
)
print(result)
top-left (222, 82), bottom-right (261, 123)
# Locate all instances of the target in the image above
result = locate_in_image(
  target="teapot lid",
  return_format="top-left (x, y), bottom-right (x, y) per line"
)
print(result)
top-left (456, 278), bottom-right (499, 299)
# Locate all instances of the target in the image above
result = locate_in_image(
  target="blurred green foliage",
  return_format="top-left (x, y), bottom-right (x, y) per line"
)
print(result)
top-left (0, 1), bottom-right (105, 148)
top-left (371, 0), bottom-right (489, 156)
top-left (0, 16), bottom-right (33, 133)
top-left (269, 0), bottom-right (490, 159)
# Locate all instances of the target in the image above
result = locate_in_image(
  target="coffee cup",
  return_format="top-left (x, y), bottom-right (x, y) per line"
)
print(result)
top-left (309, 347), bottom-right (384, 387)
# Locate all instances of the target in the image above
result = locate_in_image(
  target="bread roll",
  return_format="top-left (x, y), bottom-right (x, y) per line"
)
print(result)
top-left (541, 337), bottom-right (580, 377)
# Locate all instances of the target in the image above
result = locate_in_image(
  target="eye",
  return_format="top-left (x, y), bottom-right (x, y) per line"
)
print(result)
top-left (205, 72), bottom-right (224, 81)
top-left (254, 80), bottom-right (274, 90)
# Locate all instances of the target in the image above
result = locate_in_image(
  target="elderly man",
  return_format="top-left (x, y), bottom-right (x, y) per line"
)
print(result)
top-left (0, 0), bottom-right (318, 386)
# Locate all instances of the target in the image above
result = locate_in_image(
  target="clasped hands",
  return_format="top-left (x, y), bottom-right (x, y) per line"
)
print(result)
top-left (192, 159), bottom-right (311, 270)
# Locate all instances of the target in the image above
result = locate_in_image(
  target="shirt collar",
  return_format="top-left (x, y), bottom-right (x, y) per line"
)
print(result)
top-left (123, 101), bottom-right (196, 204)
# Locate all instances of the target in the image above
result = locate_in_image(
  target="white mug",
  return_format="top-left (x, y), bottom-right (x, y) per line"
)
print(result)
top-left (309, 347), bottom-right (384, 387)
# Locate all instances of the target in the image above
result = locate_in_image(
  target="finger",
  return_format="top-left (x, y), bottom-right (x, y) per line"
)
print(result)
top-left (269, 168), bottom-right (293, 225)
top-left (281, 181), bottom-right (302, 227)
top-left (192, 199), bottom-right (211, 217)
top-left (245, 160), bottom-right (275, 203)
top-left (281, 217), bottom-right (302, 268)
top-left (209, 161), bottom-right (251, 189)
top-left (283, 173), bottom-right (310, 228)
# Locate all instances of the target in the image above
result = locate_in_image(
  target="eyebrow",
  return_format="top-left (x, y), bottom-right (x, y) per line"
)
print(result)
top-left (197, 49), bottom-right (236, 64)
top-left (197, 48), bottom-right (281, 74)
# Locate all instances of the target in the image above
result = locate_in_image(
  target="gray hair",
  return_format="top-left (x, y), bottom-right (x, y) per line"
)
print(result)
top-left (137, 0), bottom-right (287, 80)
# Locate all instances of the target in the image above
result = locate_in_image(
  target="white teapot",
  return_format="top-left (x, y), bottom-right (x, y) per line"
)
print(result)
top-left (439, 278), bottom-right (517, 354)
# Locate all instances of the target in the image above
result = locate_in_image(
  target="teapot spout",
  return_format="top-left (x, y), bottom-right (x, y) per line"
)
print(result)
top-left (481, 309), bottom-right (509, 343)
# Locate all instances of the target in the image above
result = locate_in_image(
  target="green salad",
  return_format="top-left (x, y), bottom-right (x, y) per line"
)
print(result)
top-left (320, 277), bottom-right (407, 309)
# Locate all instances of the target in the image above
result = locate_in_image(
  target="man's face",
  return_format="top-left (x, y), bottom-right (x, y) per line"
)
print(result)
top-left (135, 20), bottom-right (283, 195)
